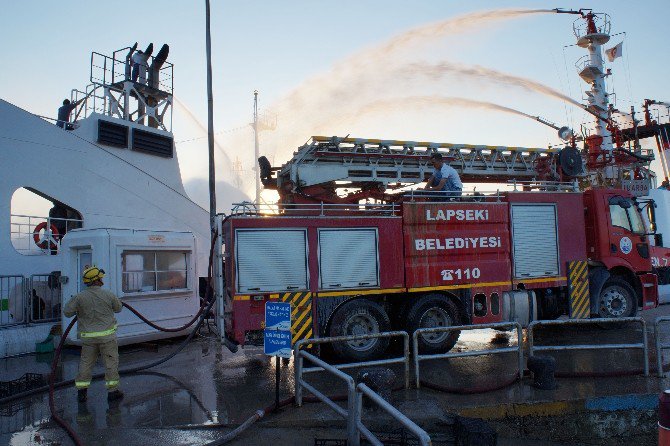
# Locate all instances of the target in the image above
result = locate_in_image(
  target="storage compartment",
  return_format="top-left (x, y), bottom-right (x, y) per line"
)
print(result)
top-left (235, 229), bottom-right (309, 293)
top-left (511, 204), bottom-right (559, 278)
top-left (318, 228), bottom-right (379, 289)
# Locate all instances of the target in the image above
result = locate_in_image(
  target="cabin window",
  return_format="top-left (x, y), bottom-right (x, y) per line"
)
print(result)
top-left (609, 204), bottom-right (645, 235)
top-left (122, 251), bottom-right (188, 293)
top-left (10, 187), bottom-right (83, 255)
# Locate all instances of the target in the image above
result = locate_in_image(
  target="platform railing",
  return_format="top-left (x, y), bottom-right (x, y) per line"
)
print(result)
top-left (413, 322), bottom-right (523, 389)
top-left (230, 201), bottom-right (400, 217)
top-left (528, 317), bottom-right (649, 376)
top-left (355, 383), bottom-right (432, 446)
top-left (294, 350), bottom-right (360, 446)
top-left (294, 331), bottom-right (411, 390)
top-left (655, 317), bottom-right (670, 376)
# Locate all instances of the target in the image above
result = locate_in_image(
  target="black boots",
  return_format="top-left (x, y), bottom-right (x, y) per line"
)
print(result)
top-left (107, 390), bottom-right (124, 402)
top-left (78, 388), bottom-right (124, 402)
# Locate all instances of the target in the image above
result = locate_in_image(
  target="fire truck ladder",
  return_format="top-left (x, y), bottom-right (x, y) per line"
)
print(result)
top-left (277, 136), bottom-right (562, 190)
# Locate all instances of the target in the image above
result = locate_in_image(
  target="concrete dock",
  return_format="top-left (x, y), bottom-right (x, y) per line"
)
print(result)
top-left (3, 305), bottom-right (670, 445)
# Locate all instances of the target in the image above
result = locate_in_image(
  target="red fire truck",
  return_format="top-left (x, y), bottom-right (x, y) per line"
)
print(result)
top-left (222, 136), bottom-right (659, 361)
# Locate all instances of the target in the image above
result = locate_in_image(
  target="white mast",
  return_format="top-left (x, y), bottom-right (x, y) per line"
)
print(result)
top-left (573, 11), bottom-right (614, 176)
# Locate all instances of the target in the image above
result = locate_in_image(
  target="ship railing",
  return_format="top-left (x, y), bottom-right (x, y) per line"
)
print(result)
top-left (10, 214), bottom-right (83, 255)
top-left (0, 274), bottom-right (63, 329)
top-left (230, 201), bottom-right (401, 216)
top-left (573, 13), bottom-right (611, 39)
top-left (91, 50), bottom-right (174, 95)
top-left (0, 276), bottom-right (25, 328)
top-left (28, 274), bottom-right (62, 323)
top-left (575, 54), bottom-right (604, 74)
top-left (70, 84), bottom-right (107, 122)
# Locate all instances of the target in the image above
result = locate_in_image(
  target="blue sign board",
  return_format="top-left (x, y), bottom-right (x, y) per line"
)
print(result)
top-left (263, 330), bottom-right (292, 358)
top-left (265, 302), bottom-right (292, 331)
top-left (264, 301), bottom-right (292, 358)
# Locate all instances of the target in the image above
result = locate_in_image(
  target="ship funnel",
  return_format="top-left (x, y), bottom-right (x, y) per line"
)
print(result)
top-left (558, 126), bottom-right (574, 141)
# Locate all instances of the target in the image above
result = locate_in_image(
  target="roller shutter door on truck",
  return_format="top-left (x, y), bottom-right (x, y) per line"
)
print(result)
top-left (235, 229), bottom-right (308, 293)
top-left (318, 228), bottom-right (379, 289)
top-left (511, 204), bottom-right (559, 278)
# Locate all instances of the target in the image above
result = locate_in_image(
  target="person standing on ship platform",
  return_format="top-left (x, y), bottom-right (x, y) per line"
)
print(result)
top-left (64, 266), bottom-right (124, 403)
top-left (56, 98), bottom-right (83, 129)
top-left (424, 152), bottom-right (463, 199)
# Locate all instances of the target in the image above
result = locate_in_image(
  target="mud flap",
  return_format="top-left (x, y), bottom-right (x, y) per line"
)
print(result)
top-left (568, 260), bottom-right (590, 318)
top-left (639, 273), bottom-right (659, 310)
top-left (588, 267), bottom-right (610, 316)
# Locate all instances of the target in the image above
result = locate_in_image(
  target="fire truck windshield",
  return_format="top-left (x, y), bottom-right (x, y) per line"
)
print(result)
top-left (609, 203), bottom-right (645, 235)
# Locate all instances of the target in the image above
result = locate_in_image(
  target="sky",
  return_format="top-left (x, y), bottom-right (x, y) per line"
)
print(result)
top-left (2, 0), bottom-right (670, 213)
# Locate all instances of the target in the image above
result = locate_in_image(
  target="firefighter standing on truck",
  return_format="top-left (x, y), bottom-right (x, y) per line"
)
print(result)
top-left (64, 266), bottom-right (124, 403)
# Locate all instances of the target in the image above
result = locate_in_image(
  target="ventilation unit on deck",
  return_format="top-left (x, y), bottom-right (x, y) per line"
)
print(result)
top-left (97, 120), bottom-right (129, 148)
top-left (132, 128), bottom-right (174, 158)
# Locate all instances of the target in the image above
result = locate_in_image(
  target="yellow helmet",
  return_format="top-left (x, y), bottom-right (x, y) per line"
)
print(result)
top-left (82, 266), bottom-right (105, 284)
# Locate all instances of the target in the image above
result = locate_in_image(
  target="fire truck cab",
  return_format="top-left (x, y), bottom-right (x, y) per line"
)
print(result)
top-left (222, 187), bottom-right (658, 361)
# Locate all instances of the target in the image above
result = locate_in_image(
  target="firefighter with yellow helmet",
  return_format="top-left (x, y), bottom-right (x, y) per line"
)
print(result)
top-left (64, 265), bottom-right (124, 403)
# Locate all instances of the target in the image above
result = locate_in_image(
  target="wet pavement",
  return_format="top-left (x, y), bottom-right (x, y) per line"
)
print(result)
top-left (2, 306), bottom-right (670, 445)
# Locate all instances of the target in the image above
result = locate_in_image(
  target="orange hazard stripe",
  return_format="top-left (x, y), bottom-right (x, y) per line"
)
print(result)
top-left (407, 281), bottom-right (510, 293)
top-left (317, 287), bottom-right (406, 297)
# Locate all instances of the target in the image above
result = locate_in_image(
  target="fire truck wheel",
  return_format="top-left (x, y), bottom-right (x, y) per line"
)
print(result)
top-left (597, 277), bottom-right (637, 319)
top-left (328, 299), bottom-right (391, 361)
top-left (407, 295), bottom-right (461, 354)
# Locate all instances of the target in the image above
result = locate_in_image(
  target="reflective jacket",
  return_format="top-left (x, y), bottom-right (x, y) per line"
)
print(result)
top-left (64, 286), bottom-right (122, 340)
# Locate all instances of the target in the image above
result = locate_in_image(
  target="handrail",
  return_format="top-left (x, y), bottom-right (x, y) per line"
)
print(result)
top-left (294, 350), bottom-right (359, 446)
top-left (356, 383), bottom-right (432, 446)
top-left (230, 201), bottom-right (400, 217)
top-left (655, 316), bottom-right (670, 376)
top-left (413, 322), bottom-right (523, 388)
top-left (294, 331), bottom-right (410, 390)
top-left (528, 317), bottom-right (649, 376)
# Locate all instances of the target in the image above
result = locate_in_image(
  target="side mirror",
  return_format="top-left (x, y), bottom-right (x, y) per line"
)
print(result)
top-left (655, 233), bottom-right (664, 248)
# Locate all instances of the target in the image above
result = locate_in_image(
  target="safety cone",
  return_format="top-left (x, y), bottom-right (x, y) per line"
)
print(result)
top-left (660, 389), bottom-right (670, 445)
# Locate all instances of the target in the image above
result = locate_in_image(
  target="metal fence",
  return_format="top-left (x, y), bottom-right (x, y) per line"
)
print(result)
top-left (294, 350), bottom-right (359, 445)
top-left (294, 331), bottom-right (411, 390)
top-left (528, 317), bottom-right (649, 376)
top-left (413, 322), bottom-right (523, 389)
top-left (655, 316), bottom-right (670, 376)
top-left (355, 383), bottom-right (432, 446)
top-left (0, 274), bottom-right (61, 328)
top-left (294, 348), bottom-right (429, 446)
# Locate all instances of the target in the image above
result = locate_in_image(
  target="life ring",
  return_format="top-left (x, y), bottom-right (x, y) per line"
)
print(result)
top-left (33, 222), bottom-right (60, 251)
